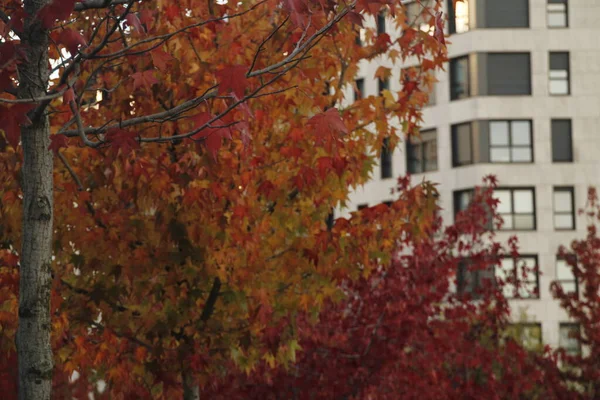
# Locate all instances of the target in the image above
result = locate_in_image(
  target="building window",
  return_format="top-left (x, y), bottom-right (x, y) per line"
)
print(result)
top-left (549, 52), bottom-right (570, 95)
top-left (383, 200), bottom-right (393, 207)
top-left (381, 137), bottom-right (392, 179)
top-left (552, 119), bottom-right (573, 162)
top-left (354, 78), bottom-right (365, 101)
top-left (483, 0), bottom-right (529, 28)
top-left (493, 188), bottom-right (536, 230)
top-left (326, 211), bottom-right (334, 230)
top-left (378, 78), bottom-right (389, 96)
top-left (496, 256), bottom-right (539, 299)
top-left (377, 10), bottom-right (386, 35)
top-left (506, 323), bottom-right (543, 351)
top-left (486, 53), bottom-right (531, 95)
top-left (559, 323), bottom-right (581, 356)
top-left (454, 189), bottom-right (473, 215)
top-left (452, 122), bottom-right (473, 166)
top-left (556, 255), bottom-right (578, 294)
top-left (548, 0), bottom-right (568, 28)
top-left (357, 203), bottom-right (369, 210)
top-left (553, 187), bottom-right (575, 230)
top-left (407, 129), bottom-right (437, 174)
top-left (450, 56), bottom-right (470, 100)
top-left (447, 0), bottom-right (469, 34)
top-left (489, 120), bottom-right (533, 163)
top-left (457, 260), bottom-right (495, 299)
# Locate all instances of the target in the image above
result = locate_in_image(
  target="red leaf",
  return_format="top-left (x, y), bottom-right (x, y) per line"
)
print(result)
top-left (216, 65), bottom-right (248, 98)
top-left (105, 128), bottom-right (139, 155)
top-left (0, 70), bottom-right (14, 92)
top-left (0, 104), bottom-right (34, 148)
top-left (433, 11), bottom-right (445, 45)
top-left (283, 0), bottom-right (309, 27)
top-left (138, 9), bottom-right (154, 29)
top-left (316, 157), bottom-right (332, 179)
top-left (125, 14), bottom-right (144, 34)
top-left (347, 11), bottom-right (364, 27)
top-left (131, 70), bottom-right (158, 90)
top-left (308, 108), bottom-right (348, 151)
top-left (57, 29), bottom-right (87, 55)
top-left (191, 112), bottom-right (232, 160)
top-left (38, 0), bottom-right (77, 29)
top-left (48, 135), bottom-right (69, 155)
top-left (150, 49), bottom-right (173, 71)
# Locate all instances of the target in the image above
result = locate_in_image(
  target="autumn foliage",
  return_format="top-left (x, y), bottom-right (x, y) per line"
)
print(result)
top-left (0, 0), bottom-right (449, 398)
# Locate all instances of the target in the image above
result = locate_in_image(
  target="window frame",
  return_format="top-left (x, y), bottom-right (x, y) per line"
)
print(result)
top-left (556, 254), bottom-right (578, 295)
top-left (559, 323), bottom-right (581, 356)
top-left (547, 0), bottom-right (568, 28)
top-left (493, 187), bottom-right (537, 231)
top-left (553, 186), bottom-right (576, 231)
top-left (406, 129), bottom-right (438, 174)
top-left (488, 119), bottom-right (534, 163)
top-left (549, 51), bottom-right (571, 96)
top-left (496, 255), bottom-right (540, 299)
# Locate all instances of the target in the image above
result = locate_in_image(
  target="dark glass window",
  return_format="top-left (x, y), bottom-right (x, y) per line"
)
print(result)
top-left (457, 260), bottom-right (495, 299)
top-left (452, 123), bottom-right (473, 166)
top-left (487, 53), bottom-right (531, 95)
top-left (483, 0), bottom-right (529, 28)
top-left (377, 10), bottom-right (386, 35)
top-left (378, 78), bottom-right (389, 96)
top-left (357, 204), bottom-right (369, 210)
top-left (450, 56), bottom-right (470, 100)
top-left (354, 78), bottom-right (365, 101)
top-left (381, 137), bottom-right (393, 179)
top-left (551, 119), bottom-right (573, 162)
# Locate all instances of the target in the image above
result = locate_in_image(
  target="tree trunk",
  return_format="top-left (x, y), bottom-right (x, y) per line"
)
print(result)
top-left (183, 372), bottom-right (200, 400)
top-left (16, 0), bottom-right (54, 399)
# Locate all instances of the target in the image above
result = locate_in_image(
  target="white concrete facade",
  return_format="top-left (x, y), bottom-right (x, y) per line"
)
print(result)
top-left (342, 0), bottom-right (600, 349)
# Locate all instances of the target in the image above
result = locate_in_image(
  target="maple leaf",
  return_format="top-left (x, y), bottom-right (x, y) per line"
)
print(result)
top-left (150, 49), bottom-right (173, 71)
top-left (216, 65), bottom-right (248, 98)
top-left (105, 128), bottom-right (139, 155)
top-left (0, 104), bottom-right (34, 148)
top-left (191, 112), bottom-right (232, 160)
top-left (346, 11), bottom-right (364, 27)
top-left (48, 135), bottom-right (69, 155)
top-left (38, 0), bottom-right (77, 29)
top-left (131, 70), bottom-right (158, 90)
top-left (308, 108), bottom-right (348, 151)
top-left (57, 29), bottom-right (87, 55)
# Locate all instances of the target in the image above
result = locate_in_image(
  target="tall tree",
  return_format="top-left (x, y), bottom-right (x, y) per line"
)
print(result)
top-left (0, 0), bottom-right (447, 398)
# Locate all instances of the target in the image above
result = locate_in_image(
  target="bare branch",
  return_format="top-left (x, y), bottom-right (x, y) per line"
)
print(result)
top-left (59, 86), bottom-right (218, 137)
top-left (74, 0), bottom-right (129, 11)
top-left (58, 152), bottom-right (84, 191)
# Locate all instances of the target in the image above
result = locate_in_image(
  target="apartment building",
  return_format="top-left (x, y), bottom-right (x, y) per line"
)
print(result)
top-left (341, 0), bottom-right (600, 353)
